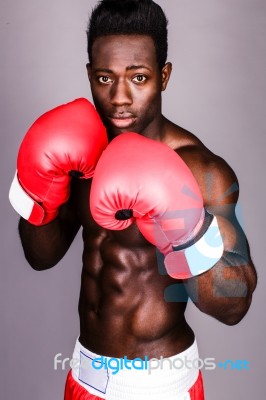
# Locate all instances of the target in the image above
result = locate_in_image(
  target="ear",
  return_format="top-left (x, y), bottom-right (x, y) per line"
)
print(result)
top-left (161, 62), bottom-right (172, 91)
top-left (86, 63), bottom-right (92, 81)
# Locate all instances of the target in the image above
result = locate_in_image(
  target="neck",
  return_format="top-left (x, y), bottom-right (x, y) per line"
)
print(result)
top-left (140, 115), bottom-right (168, 142)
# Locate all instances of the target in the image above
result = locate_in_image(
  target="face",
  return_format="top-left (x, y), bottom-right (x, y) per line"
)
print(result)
top-left (87, 35), bottom-right (172, 139)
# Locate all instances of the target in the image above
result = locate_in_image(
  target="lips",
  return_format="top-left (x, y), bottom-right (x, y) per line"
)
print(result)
top-left (108, 113), bottom-right (136, 129)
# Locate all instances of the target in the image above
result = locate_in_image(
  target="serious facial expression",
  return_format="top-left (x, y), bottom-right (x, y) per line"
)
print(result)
top-left (87, 35), bottom-right (171, 139)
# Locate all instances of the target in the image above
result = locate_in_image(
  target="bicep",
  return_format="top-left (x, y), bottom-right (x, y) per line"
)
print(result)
top-left (208, 203), bottom-right (251, 264)
top-left (202, 158), bottom-right (250, 259)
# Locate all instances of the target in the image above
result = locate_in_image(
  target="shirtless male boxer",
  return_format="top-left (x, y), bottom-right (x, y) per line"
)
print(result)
top-left (9, 0), bottom-right (257, 399)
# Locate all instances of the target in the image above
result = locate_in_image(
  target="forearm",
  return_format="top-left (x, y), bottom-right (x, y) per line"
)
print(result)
top-left (184, 250), bottom-right (257, 325)
top-left (18, 202), bottom-right (80, 270)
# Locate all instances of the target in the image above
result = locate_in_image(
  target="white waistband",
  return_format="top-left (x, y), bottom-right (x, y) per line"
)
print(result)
top-left (71, 338), bottom-right (200, 400)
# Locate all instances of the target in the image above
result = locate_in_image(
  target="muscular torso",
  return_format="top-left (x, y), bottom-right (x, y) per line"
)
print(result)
top-left (74, 119), bottom-right (212, 358)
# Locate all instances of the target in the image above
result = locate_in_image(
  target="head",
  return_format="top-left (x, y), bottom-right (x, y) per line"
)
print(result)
top-left (87, 0), bottom-right (168, 69)
top-left (86, 0), bottom-right (172, 138)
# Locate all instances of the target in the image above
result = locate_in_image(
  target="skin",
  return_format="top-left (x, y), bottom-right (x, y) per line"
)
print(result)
top-left (19, 35), bottom-right (257, 359)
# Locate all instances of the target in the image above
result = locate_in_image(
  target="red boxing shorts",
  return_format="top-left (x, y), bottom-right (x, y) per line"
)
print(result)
top-left (64, 338), bottom-right (205, 400)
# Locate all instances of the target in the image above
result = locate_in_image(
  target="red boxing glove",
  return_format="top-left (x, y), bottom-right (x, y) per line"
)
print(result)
top-left (9, 98), bottom-right (108, 225)
top-left (90, 133), bottom-right (224, 279)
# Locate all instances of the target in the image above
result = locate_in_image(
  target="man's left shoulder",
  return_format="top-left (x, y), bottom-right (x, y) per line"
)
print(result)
top-left (175, 143), bottom-right (239, 206)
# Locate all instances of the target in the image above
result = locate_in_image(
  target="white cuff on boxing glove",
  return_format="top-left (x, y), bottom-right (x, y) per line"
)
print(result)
top-left (9, 171), bottom-right (51, 225)
top-left (164, 212), bottom-right (224, 279)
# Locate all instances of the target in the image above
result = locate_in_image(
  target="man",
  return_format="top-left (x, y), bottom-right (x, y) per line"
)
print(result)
top-left (9, 0), bottom-right (257, 399)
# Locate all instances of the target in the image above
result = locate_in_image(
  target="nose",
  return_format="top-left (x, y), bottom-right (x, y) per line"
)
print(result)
top-left (110, 79), bottom-right (133, 107)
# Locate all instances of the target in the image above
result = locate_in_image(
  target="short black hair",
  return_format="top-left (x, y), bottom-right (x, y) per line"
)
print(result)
top-left (86, 0), bottom-right (168, 70)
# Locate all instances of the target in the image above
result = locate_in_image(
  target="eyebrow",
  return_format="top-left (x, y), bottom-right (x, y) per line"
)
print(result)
top-left (126, 65), bottom-right (152, 71)
top-left (93, 68), bottom-right (113, 74)
top-left (93, 65), bottom-right (152, 74)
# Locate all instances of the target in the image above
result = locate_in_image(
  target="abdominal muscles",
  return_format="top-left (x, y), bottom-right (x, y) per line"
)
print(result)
top-left (78, 226), bottom-right (191, 358)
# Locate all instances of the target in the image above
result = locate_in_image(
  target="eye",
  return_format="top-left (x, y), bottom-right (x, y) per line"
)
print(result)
top-left (132, 74), bottom-right (147, 83)
top-left (98, 76), bottom-right (112, 84)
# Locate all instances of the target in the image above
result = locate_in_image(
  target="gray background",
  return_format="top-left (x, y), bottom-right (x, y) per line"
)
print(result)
top-left (1, 0), bottom-right (265, 398)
